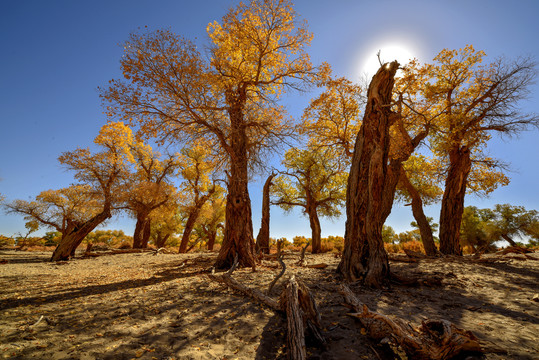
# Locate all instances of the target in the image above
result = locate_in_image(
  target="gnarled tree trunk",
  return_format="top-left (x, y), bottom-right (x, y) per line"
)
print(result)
top-left (337, 61), bottom-right (399, 288)
top-left (439, 145), bottom-right (471, 255)
top-left (51, 206), bottom-right (112, 261)
top-left (215, 97), bottom-right (256, 269)
top-left (255, 173), bottom-right (275, 254)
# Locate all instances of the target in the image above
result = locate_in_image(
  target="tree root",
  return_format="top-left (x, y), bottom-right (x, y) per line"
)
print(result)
top-left (340, 284), bottom-right (486, 359)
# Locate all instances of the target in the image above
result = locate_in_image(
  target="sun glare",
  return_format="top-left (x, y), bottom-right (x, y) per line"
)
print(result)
top-left (360, 44), bottom-right (416, 78)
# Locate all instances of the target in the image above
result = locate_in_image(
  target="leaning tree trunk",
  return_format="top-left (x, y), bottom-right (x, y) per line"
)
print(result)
top-left (179, 208), bottom-right (202, 253)
top-left (501, 234), bottom-right (517, 247)
top-left (155, 232), bottom-right (170, 248)
top-left (337, 61), bottom-right (399, 288)
top-left (51, 206), bottom-right (112, 261)
top-left (179, 191), bottom-right (214, 253)
top-left (439, 145), bottom-right (471, 255)
top-left (215, 98), bottom-right (256, 269)
top-left (307, 203), bottom-right (322, 254)
top-left (399, 168), bottom-right (438, 256)
top-left (255, 173), bottom-right (275, 254)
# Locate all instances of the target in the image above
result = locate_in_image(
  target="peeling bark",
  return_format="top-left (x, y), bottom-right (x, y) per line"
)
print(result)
top-left (337, 62), bottom-right (399, 287)
top-left (215, 96), bottom-right (256, 269)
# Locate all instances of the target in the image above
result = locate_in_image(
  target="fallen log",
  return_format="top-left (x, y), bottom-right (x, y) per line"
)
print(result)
top-left (281, 275), bottom-right (306, 359)
top-left (339, 284), bottom-right (482, 359)
top-left (208, 256), bottom-right (280, 311)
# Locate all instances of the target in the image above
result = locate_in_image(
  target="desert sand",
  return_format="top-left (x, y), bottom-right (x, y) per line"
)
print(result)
top-left (0, 249), bottom-right (538, 359)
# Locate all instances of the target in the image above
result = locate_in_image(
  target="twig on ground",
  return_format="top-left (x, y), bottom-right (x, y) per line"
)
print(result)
top-left (267, 255), bottom-right (286, 295)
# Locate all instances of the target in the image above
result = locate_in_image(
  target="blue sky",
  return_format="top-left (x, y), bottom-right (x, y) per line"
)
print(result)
top-left (1, 0), bottom-right (539, 240)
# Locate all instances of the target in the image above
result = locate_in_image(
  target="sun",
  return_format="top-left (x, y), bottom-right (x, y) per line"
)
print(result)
top-left (360, 43), bottom-right (416, 78)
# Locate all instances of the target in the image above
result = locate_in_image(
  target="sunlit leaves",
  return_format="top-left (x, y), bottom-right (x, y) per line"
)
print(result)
top-left (301, 76), bottom-right (364, 163)
top-left (272, 146), bottom-right (347, 218)
top-left (207, 0), bottom-right (316, 98)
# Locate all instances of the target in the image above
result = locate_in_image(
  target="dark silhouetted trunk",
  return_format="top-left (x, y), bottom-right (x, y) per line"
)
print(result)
top-left (141, 218), bottom-right (151, 248)
top-left (207, 229), bottom-right (217, 251)
top-left (439, 145), bottom-right (471, 255)
top-left (399, 168), bottom-right (438, 256)
top-left (155, 232), bottom-right (170, 248)
top-left (51, 205), bottom-right (112, 261)
top-left (337, 62), bottom-right (399, 288)
top-left (501, 233), bottom-right (517, 247)
top-left (307, 201), bottom-right (322, 254)
top-left (179, 190), bottom-right (214, 253)
top-left (215, 94), bottom-right (256, 269)
top-left (255, 173), bottom-right (275, 254)
top-left (133, 212), bottom-right (150, 249)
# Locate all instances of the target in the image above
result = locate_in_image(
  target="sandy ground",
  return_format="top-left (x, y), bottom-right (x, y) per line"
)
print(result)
top-left (0, 249), bottom-right (538, 360)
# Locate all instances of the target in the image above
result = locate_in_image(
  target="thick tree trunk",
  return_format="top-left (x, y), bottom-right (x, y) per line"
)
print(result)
top-left (133, 213), bottom-right (150, 249)
top-left (141, 218), bottom-right (151, 248)
top-left (51, 206), bottom-right (112, 261)
top-left (255, 173), bottom-right (275, 254)
top-left (337, 62), bottom-right (399, 287)
top-left (207, 229), bottom-right (217, 251)
top-left (439, 145), bottom-right (471, 255)
top-left (215, 97), bottom-right (256, 269)
top-left (307, 204), bottom-right (322, 254)
top-left (400, 169), bottom-right (438, 256)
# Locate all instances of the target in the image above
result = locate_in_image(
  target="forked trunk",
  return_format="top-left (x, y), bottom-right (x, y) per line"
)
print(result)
top-left (215, 98), bottom-right (256, 269)
top-left (439, 145), bottom-right (471, 255)
top-left (255, 173), bottom-right (275, 254)
top-left (51, 206), bottom-right (112, 261)
top-left (155, 232), bottom-right (170, 248)
top-left (400, 169), bottom-right (438, 256)
top-left (337, 62), bottom-right (399, 288)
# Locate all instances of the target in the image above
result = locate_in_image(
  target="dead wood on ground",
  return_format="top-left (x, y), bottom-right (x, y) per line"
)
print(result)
top-left (208, 256), bottom-right (324, 359)
top-left (339, 284), bottom-right (488, 359)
